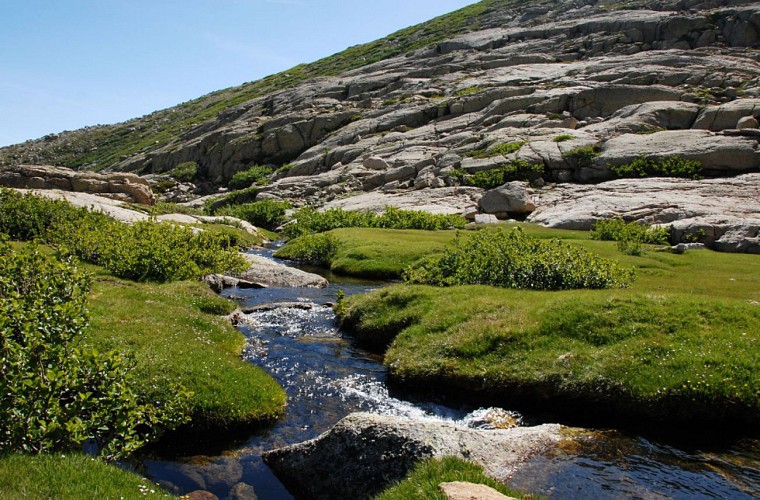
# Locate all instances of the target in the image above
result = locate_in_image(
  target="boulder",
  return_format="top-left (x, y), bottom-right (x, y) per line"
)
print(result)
top-left (479, 182), bottom-right (536, 216)
top-left (737, 116), bottom-right (759, 129)
top-left (262, 412), bottom-right (565, 500)
top-left (363, 156), bottom-right (390, 170)
top-left (474, 213), bottom-right (500, 224)
top-left (322, 187), bottom-right (484, 215)
top-left (692, 99), bottom-right (760, 131)
top-left (439, 482), bottom-right (516, 500)
top-left (240, 254), bottom-right (328, 288)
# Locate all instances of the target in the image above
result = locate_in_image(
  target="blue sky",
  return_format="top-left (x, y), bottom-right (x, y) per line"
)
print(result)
top-left (0, 0), bottom-right (475, 147)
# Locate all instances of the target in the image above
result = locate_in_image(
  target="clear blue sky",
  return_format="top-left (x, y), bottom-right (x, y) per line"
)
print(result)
top-left (0, 0), bottom-right (475, 147)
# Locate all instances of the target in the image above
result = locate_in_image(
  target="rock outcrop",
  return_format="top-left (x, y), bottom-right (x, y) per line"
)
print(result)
top-left (262, 412), bottom-right (567, 499)
top-left (0, 164), bottom-right (155, 204)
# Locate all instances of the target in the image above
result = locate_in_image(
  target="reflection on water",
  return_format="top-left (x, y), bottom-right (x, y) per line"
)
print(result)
top-left (141, 250), bottom-right (760, 499)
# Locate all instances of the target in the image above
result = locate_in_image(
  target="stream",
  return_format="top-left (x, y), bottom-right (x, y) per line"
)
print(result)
top-left (140, 248), bottom-right (760, 499)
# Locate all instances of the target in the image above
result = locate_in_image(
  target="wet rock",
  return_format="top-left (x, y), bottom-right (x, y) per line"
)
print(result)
top-left (187, 491), bottom-right (218, 500)
top-left (262, 412), bottom-right (565, 500)
top-left (226, 482), bottom-right (257, 500)
top-left (439, 482), bottom-right (516, 500)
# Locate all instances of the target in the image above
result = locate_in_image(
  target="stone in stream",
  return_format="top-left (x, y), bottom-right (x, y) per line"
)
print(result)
top-left (262, 412), bottom-right (570, 499)
top-left (239, 254), bottom-right (328, 288)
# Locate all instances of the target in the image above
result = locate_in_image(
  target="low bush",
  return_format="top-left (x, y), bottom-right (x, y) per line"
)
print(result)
top-left (215, 199), bottom-right (291, 230)
top-left (462, 160), bottom-right (544, 189)
top-left (282, 206), bottom-right (466, 239)
top-left (228, 165), bottom-right (273, 190)
top-left (610, 156), bottom-right (702, 179)
top-left (562, 144), bottom-right (601, 168)
top-left (0, 242), bottom-right (189, 458)
top-left (591, 218), bottom-right (670, 255)
top-left (465, 141), bottom-right (525, 159)
top-left (275, 233), bottom-right (340, 266)
top-left (404, 227), bottom-right (635, 290)
top-left (170, 161), bottom-right (198, 182)
top-left (553, 134), bottom-right (574, 142)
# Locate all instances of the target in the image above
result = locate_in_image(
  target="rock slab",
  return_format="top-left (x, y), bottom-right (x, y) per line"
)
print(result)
top-left (262, 412), bottom-right (563, 499)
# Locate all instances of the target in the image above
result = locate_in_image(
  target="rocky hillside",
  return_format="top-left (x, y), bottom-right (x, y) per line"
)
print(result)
top-left (2, 0), bottom-right (759, 250)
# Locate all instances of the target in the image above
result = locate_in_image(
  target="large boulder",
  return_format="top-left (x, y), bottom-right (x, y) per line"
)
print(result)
top-left (479, 181), bottom-right (536, 216)
top-left (262, 412), bottom-right (565, 500)
top-left (240, 254), bottom-right (328, 288)
top-left (0, 164), bottom-right (155, 205)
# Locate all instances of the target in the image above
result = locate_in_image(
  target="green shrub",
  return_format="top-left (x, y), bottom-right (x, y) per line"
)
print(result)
top-left (562, 144), bottom-right (601, 168)
top-left (281, 207), bottom-right (466, 239)
top-left (0, 243), bottom-right (189, 458)
top-left (228, 165), bottom-right (273, 190)
top-left (404, 227), bottom-right (635, 290)
top-left (610, 156), bottom-right (702, 179)
top-left (151, 179), bottom-right (177, 194)
top-left (275, 162), bottom-right (297, 175)
top-left (215, 199), bottom-right (291, 230)
top-left (465, 141), bottom-right (525, 159)
top-left (170, 161), bottom-right (198, 182)
top-left (276, 233), bottom-right (341, 266)
top-left (455, 86), bottom-right (482, 96)
top-left (553, 134), bottom-right (574, 142)
top-left (590, 218), bottom-right (670, 246)
top-left (462, 160), bottom-right (544, 189)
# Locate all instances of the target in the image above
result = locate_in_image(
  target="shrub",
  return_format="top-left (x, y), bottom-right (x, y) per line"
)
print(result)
top-left (281, 207), bottom-right (466, 239)
top-left (151, 179), bottom-right (176, 194)
top-left (404, 227), bottom-right (635, 290)
top-left (455, 86), bottom-right (482, 96)
top-left (0, 242), bottom-right (189, 458)
top-left (590, 218), bottom-right (670, 246)
top-left (465, 141), bottom-right (525, 159)
top-left (610, 156), bottom-right (702, 179)
top-left (215, 199), bottom-right (291, 230)
top-left (553, 134), bottom-right (574, 142)
top-left (562, 144), bottom-right (601, 168)
top-left (171, 161), bottom-right (198, 182)
top-left (462, 160), bottom-right (544, 189)
top-left (276, 233), bottom-right (340, 266)
top-left (228, 165), bottom-right (273, 190)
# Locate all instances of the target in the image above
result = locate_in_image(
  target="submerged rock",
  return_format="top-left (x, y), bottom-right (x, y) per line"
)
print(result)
top-left (262, 412), bottom-right (566, 499)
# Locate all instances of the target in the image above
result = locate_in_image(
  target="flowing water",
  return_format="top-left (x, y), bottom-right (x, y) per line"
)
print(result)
top-left (139, 248), bottom-right (760, 499)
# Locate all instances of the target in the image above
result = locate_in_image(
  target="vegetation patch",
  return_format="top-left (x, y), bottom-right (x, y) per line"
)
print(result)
top-left (228, 165), bottom-right (273, 190)
top-left (337, 229), bottom-right (760, 428)
top-left (378, 456), bottom-right (527, 500)
top-left (465, 141), bottom-right (525, 159)
top-left (0, 453), bottom-right (175, 499)
top-left (610, 156), bottom-right (703, 179)
top-left (0, 243), bottom-right (189, 459)
top-left (454, 86), bottom-right (484, 97)
top-left (405, 228), bottom-right (634, 290)
top-left (562, 144), bottom-right (601, 168)
top-left (273, 233), bottom-right (340, 266)
top-left (170, 161), bottom-right (198, 182)
top-left (553, 134), bottom-right (574, 142)
top-left (281, 206), bottom-right (466, 239)
top-left (214, 199), bottom-right (291, 230)
top-left (590, 218), bottom-right (670, 256)
top-left (461, 160), bottom-right (544, 189)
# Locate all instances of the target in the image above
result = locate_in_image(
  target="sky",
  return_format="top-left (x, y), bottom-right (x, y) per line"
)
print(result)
top-left (0, 0), bottom-right (476, 147)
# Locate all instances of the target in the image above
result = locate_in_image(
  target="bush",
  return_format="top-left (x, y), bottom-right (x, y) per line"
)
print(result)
top-left (462, 160), bottom-right (544, 189)
top-left (610, 156), bottom-right (702, 179)
top-left (465, 141), bottom-right (525, 159)
top-left (0, 242), bottom-right (189, 458)
top-left (404, 228), bottom-right (635, 290)
top-left (171, 161), bottom-right (198, 182)
top-left (215, 199), bottom-right (291, 230)
top-left (562, 144), bottom-right (601, 168)
top-left (276, 233), bottom-right (340, 266)
top-left (590, 218), bottom-right (670, 248)
top-left (282, 207), bottom-right (466, 239)
top-left (228, 165), bottom-right (273, 190)
top-left (553, 134), bottom-right (574, 142)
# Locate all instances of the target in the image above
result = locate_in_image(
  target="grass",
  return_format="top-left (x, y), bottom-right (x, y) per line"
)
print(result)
top-left (378, 457), bottom-right (530, 500)
top-left (0, 453), bottom-right (175, 499)
top-left (333, 225), bottom-right (760, 429)
top-left (84, 266), bottom-right (286, 429)
top-left (465, 141), bottom-right (526, 159)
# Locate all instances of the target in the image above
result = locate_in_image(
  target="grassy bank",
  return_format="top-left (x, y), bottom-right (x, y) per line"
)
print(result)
top-left (84, 266), bottom-right (286, 429)
top-left (334, 226), bottom-right (760, 429)
top-left (378, 457), bottom-right (529, 500)
top-left (0, 454), bottom-right (174, 499)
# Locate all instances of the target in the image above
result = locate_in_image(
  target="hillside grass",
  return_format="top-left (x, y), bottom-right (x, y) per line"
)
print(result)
top-left (334, 225), bottom-right (760, 429)
top-left (0, 0), bottom-right (526, 171)
top-left (83, 266), bottom-right (286, 429)
top-left (0, 454), bottom-right (175, 499)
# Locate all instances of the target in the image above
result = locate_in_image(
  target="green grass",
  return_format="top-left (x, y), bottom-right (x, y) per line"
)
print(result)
top-left (378, 457), bottom-right (529, 500)
top-left (334, 226), bottom-right (760, 428)
top-left (0, 453), bottom-right (175, 499)
top-left (84, 267), bottom-right (286, 429)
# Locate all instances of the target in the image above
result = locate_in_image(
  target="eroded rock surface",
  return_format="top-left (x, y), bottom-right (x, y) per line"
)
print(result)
top-left (262, 412), bottom-right (565, 499)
